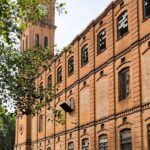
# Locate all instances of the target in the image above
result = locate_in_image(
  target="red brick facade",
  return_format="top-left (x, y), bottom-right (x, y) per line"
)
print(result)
top-left (15, 0), bottom-right (150, 150)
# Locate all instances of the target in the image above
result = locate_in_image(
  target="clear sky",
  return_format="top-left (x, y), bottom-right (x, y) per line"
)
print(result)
top-left (55, 0), bottom-right (112, 50)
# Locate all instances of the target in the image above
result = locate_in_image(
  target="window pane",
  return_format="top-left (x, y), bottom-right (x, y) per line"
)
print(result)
top-left (119, 68), bottom-right (130, 100)
top-left (117, 11), bottom-right (128, 38)
top-left (144, 0), bottom-right (150, 18)
top-left (68, 57), bottom-right (74, 75)
top-left (57, 67), bottom-right (62, 83)
top-left (99, 135), bottom-right (108, 150)
top-left (81, 45), bottom-right (88, 66)
top-left (44, 36), bottom-right (48, 48)
top-left (120, 129), bottom-right (132, 150)
top-left (48, 75), bottom-right (52, 90)
top-left (68, 142), bottom-right (74, 150)
top-left (82, 139), bottom-right (89, 150)
top-left (97, 30), bottom-right (106, 53)
top-left (35, 34), bottom-right (40, 46)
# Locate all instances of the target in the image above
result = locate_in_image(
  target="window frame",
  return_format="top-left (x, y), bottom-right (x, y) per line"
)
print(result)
top-left (117, 11), bottom-right (128, 39)
top-left (148, 124), bottom-right (150, 150)
top-left (68, 56), bottom-right (74, 76)
top-left (118, 67), bottom-right (130, 101)
top-left (35, 34), bottom-right (40, 47)
top-left (81, 44), bottom-right (88, 67)
top-left (57, 66), bottom-right (62, 84)
top-left (39, 82), bottom-right (44, 100)
top-left (68, 142), bottom-right (74, 150)
top-left (39, 114), bottom-right (43, 133)
top-left (82, 138), bottom-right (89, 150)
top-left (44, 36), bottom-right (48, 48)
top-left (47, 75), bottom-right (52, 90)
top-left (97, 29), bottom-right (106, 54)
top-left (98, 134), bottom-right (108, 150)
top-left (143, 0), bottom-right (150, 19)
top-left (120, 129), bottom-right (132, 150)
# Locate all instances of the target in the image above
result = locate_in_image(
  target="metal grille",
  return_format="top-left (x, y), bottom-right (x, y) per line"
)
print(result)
top-left (81, 45), bottom-right (88, 66)
top-left (68, 57), bottom-right (74, 75)
top-left (97, 30), bottom-right (106, 53)
top-left (68, 142), bottom-right (74, 150)
top-left (57, 66), bottom-right (62, 83)
top-left (99, 135), bottom-right (108, 150)
top-left (82, 138), bottom-right (89, 150)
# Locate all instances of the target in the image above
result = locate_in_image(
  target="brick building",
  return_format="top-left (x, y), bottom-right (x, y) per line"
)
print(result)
top-left (15, 0), bottom-right (150, 149)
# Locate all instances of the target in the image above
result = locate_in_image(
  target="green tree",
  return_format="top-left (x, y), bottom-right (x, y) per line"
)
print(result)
top-left (0, 106), bottom-right (15, 150)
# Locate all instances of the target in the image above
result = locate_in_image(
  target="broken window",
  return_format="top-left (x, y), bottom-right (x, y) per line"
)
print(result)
top-left (97, 29), bottom-right (106, 54)
top-left (117, 11), bottom-right (128, 39)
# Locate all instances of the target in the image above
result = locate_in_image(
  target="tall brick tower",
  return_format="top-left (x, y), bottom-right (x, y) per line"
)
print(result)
top-left (15, 1), bottom-right (55, 150)
top-left (20, 0), bottom-right (55, 51)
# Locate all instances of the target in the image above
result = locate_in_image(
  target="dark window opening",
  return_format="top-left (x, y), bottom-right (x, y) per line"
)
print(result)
top-left (120, 129), bottom-right (132, 150)
top-left (39, 115), bottom-right (43, 132)
top-left (119, 67), bottom-right (130, 100)
top-left (22, 40), bottom-right (24, 50)
top-left (117, 11), bottom-right (128, 39)
top-left (144, 0), bottom-right (150, 19)
top-left (82, 138), bottom-right (89, 150)
top-left (97, 30), bottom-right (106, 53)
top-left (99, 135), bottom-right (108, 150)
top-left (47, 147), bottom-right (51, 150)
top-left (35, 34), bottom-right (40, 47)
top-left (26, 36), bottom-right (28, 49)
top-left (68, 142), bottom-right (74, 150)
top-left (68, 56), bottom-right (74, 76)
top-left (44, 36), bottom-right (48, 48)
top-left (39, 82), bottom-right (44, 100)
top-left (48, 75), bottom-right (52, 90)
top-left (81, 45), bottom-right (88, 66)
top-left (148, 124), bottom-right (150, 150)
top-left (57, 66), bottom-right (62, 83)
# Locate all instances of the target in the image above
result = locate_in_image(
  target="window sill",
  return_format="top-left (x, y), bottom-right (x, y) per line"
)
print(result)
top-left (97, 48), bottom-right (106, 56)
top-left (81, 61), bottom-right (89, 68)
top-left (117, 31), bottom-right (129, 41)
top-left (143, 15), bottom-right (150, 22)
top-left (68, 71), bottom-right (74, 77)
top-left (119, 96), bottom-right (131, 102)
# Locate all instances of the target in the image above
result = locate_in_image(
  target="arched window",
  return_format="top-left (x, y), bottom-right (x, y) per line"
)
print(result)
top-left (39, 82), bottom-right (44, 100)
top-left (81, 45), bottom-right (88, 66)
top-left (97, 29), bottom-right (106, 54)
top-left (143, 0), bottom-right (150, 19)
top-left (118, 67), bottom-right (130, 100)
top-left (47, 147), bottom-right (51, 150)
top-left (117, 11), bottom-right (128, 39)
top-left (57, 66), bottom-right (62, 83)
top-left (148, 124), bottom-right (150, 150)
top-left (44, 36), bottom-right (48, 48)
top-left (47, 75), bottom-right (52, 90)
top-left (68, 56), bottom-right (74, 76)
top-left (68, 142), bottom-right (74, 150)
top-left (39, 115), bottom-right (43, 132)
top-left (82, 138), bottom-right (89, 150)
top-left (99, 135), bottom-right (108, 150)
top-left (120, 129), bottom-right (132, 150)
top-left (26, 36), bottom-right (28, 49)
top-left (22, 40), bottom-right (24, 50)
top-left (35, 34), bottom-right (40, 46)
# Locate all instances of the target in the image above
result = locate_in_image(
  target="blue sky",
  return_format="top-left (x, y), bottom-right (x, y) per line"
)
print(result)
top-left (55, 0), bottom-right (112, 50)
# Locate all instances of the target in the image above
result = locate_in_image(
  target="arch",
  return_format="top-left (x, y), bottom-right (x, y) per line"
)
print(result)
top-left (35, 34), bottom-right (40, 46)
